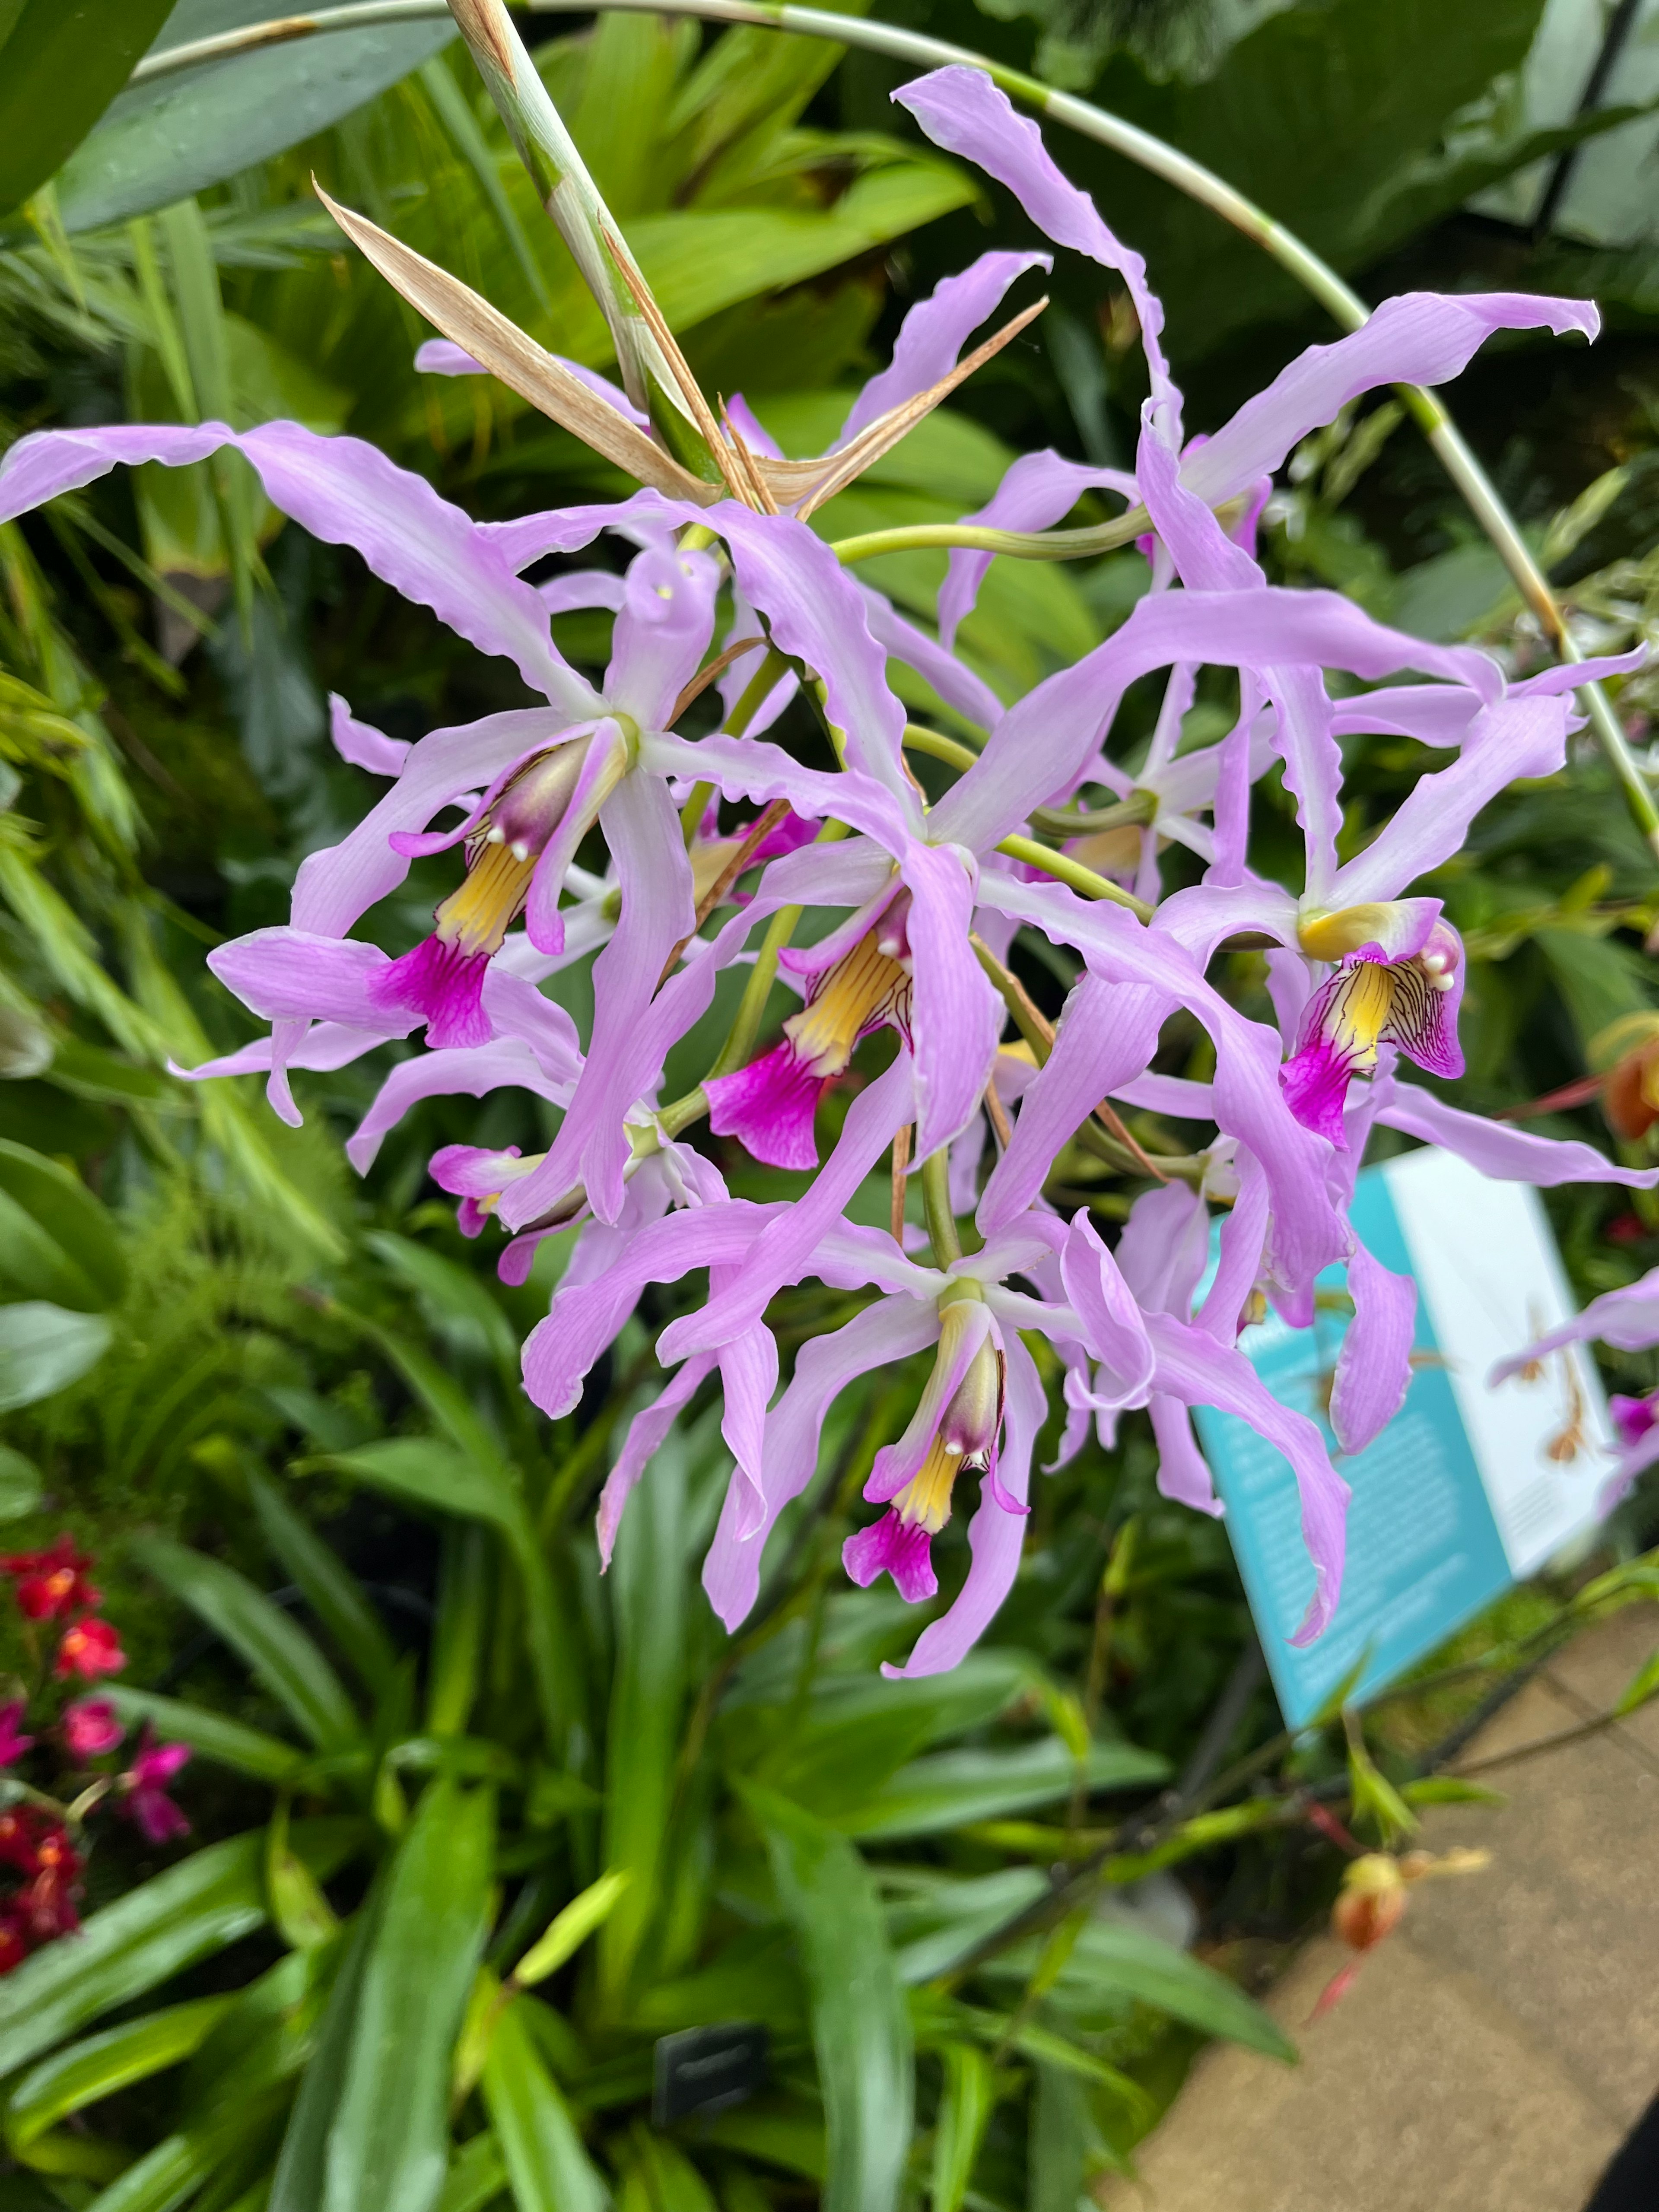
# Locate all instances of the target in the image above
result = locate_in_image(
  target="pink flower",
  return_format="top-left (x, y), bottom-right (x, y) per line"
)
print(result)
top-left (120, 1733), bottom-right (191, 1844)
top-left (0, 1701), bottom-right (33, 1768)
top-left (62, 1698), bottom-right (123, 1761)
top-left (54, 1618), bottom-right (126, 1682)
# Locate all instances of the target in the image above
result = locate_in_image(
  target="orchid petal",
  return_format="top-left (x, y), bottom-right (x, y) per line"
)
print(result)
top-left (1059, 1211), bottom-right (1156, 1407)
top-left (938, 449), bottom-right (1139, 647)
top-left (839, 249), bottom-right (1051, 442)
top-left (604, 543), bottom-right (720, 729)
top-left (598, 1355), bottom-right (715, 1570)
top-left (1149, 1394), bottom-right (1222, 1516)
top-left (329, 693), bottom-right (409, 777)
top-left (903, 841), bottom-right (1002, 1160)
top-left (345, 1037), bottom-right (572, 1174)
top-left (720, 1323), bottom-right (780, 1537)
top-left (1328, 1240), bottom-right (1416, 1456)
top-left (1376, 1081), bottom-right (1659, 1189)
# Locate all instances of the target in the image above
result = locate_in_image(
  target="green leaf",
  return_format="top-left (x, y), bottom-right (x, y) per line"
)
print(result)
top-left (600, 1424), bottom-right (687, 2003)
top-left (0, 0), bottom-right (175, 219)
top-left (0, 1301), bottom-right (112, 1411)
top-left (318, 1439), bottom-right (519, 1533)
top-left (6, 1998), bottom-right (234, 2153)
top-left (0, 1820), bottom-right (363, 2077)
top-left (1400, 1776), bottom-right (1508, 1809)
top-left (1027, 2060), bottom-right (1095, 2212)
top-left (744, 1783), bottom-right (913, 2212)
top-left (1614, 1646), bottom-right (1659, 1718)
top-left (839, 1738), bottom-right (1169, 1840)
top-left (131, 1536), bottom-right (361, 1751)
top-left (929, 2041), bottom-right (993, 2212)
top-left (54, 15), bottom-right (459, 235)
top-left (324, 1778), bottom-right (495, 2212)
top-left (481, 1998), bottom-right (608, 2212)
top-left (617, 2129), bottom-right (719, 2212)
top-left (248, 1472), bottom-right (400, 1701)
top-left (269, 1905), bottom-right (382, 2212)
top-left (514, 1871), bottom-right (632, 1988)
top-left (366, 1229), bottom-right (522, 1386)
top-left (102, 1688), bottom-right (308, 1785)
top-left (0, 1138), bottom-right (126, 1309)
top-left (0, 1444), bottom-right (43, 1522)
top-left (437, 2131), bottom-right (509, 2212)
top-left (1012, 1920), bottom-right (1296, 2062)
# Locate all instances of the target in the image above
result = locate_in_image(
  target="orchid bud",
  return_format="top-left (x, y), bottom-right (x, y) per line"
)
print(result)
top-left (1331, 1852), bottom-right (1408, 1952)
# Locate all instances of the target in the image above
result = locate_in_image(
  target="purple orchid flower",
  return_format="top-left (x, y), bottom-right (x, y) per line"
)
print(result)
top-left (1488, 1265), bottom-right (1659, 1514)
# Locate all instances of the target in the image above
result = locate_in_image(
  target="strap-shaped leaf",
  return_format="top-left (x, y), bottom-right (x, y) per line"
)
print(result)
top-left (102, 1688), bottom-right (306, 1786)
top-left (0, 0), bottom-right (174, 217)
top-left (743, 1783), bottom-right (913, 2212)
top-left (6, 1997), bottom-right (234, 2154)
top-left (0, 1820), bottom-right (364, 2077)
top-left (315, 185), bottom-right (717, 507)
top-left (132, 1536), bottom-right (360, 1751)
top-left (322, 1778), bottom-right (496, 2212)
top-left (0, 1139), bottom-right (126, 1310)
top-left (480, 1998), bottom-right (608, 2212)
top-left (248, 1472), bottom-right (400, 1701)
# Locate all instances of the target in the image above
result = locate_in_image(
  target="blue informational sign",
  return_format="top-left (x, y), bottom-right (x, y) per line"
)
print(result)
top-left (1192, 1147), bottom-right (1615, 1728)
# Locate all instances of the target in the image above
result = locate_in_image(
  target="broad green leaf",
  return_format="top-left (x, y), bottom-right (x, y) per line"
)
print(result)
top-left (55, 12), bottom-right (458, 234)
top-left (617, 2130), bottom-right (718, 2212)
top-left (102, 1688), bottom-right (308, 1784)
top-left (0, 0), bottom-right (175, 218)
top-left (437, 2131), bottom-right (509, 2212)
top-left (6, 1998), bottom-right (234, 2152)
top-left (426, 1525), bottom-right (488, 1738)
top-left (0, 1444), bottom-right (43, 1521)
top-left (515, 1871), bottom-right (632, 1988)
top-left (744, 1783), bottom-right (913, 2212)
top-left (0, 1301), bottom-right (112, 1411)
top-left (1027, 2060), bottom-right (1096, 2212)
top-left (249, 1472), bottom-right (400, 1700)
top-left (930, 2041), bottom-right (993, 2212)
top-left (839, 1738), bottom-right (1169, 1840)
top-left (324, 1778), bottom-right (495, 2212)
top-left (0, 1821), bottom-right (363, 2076)
top-left (76, 2123), bottom-right (241, 2212)
top-left (691, 2099), bottom-right (825, 2181)
top-left (131, 1536), bottom-right (360, 1751)
top-left (0, 1139), bottom-right (125, 1309)
top-left (269, 1903), bottom-right (381, 2212)
top-left (600, 1424), bottom-right (688, 2002)
top-left (318, 1440), bottom-right (517, 1532)
top-left (481, 1998), bottom-right (608, 2212)
top-left (999, 1919), bottom-right (1295, 2062)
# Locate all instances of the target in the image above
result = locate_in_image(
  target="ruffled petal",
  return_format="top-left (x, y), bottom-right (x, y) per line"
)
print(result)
top-left (1328, 1240), bottom-right (1417, 1456)
top-left (838, 248), bottom-right (1051, 443)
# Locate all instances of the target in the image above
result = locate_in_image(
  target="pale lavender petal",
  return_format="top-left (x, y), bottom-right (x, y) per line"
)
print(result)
top-left (881, 1330), bottom-right (1044, 1679)
top-left (1149, 1394), bottom-right (1221, 1516)
top-left (987, 874), bottom-right (1346, 1293)
top-left (978, 975), bottom-right (1169, 1232)
top-left (645, 730), bottom-right (913, 851)
top-left (344, 1038), bottom-right (571, 1173)
top-left (598, 1355), bottom-right (715, 1569)
top-left (292, 706), bottom-right (569, 938)
top-left (1377, 1081), bottom-right (1659, 1189)
top-left (702, 1294), bottom-right (937, 1630)
top-left (415, 337), bottom-right (484, 375)
top-left (521, 1199), bottom-right (777, 1417)
top-left (500, 770), bottom-right (696, 1227)
top-left (858, 583), bottom-right (1004, 732)
top-left (1116, 1179), bottom-right (1211, 1317)
top-left (1328, 1239), bottom-right (1416, 1456)
top-left (1329, 684), bottom-right (1480, 750)
top-left (894, 70), bottom-right (1180, 437)
top-left (711, 504), bottom-right (917, 812)
top-left (483, 969), bottom-right (583, 1081)
top-left (720, 1323), bottom-right (780, 1536)
top-left (207, 930), bottom-right (399, 1029)
top-left (1147, 1311), bottom-right (1349, 1641)
top-left (604, 542), bottom-right (720, 730)
top-left (838, 248), bottom-right (1051, 442)
top-left (170, 1022), bottom-right (383, 1082)
top-left (1196, 1150), bottom-right (1268, 1343)
top-left (1512, 648), bottom-right (1646, 697)
top-left (1183, 292), bottom-right (1601, 511)
top-left (659, 1051), bottom-right (916, 1361)
top-left (1329, 693), bottom-right (1572, 907)
top-left (538, 571), bottom-right (629, 615)
top-left (1059, 1211), bottom-right (1155, 1406)
top-left (329, 693), bottom-right (410, 777)
top-left (0, 422), bottom-right (231, 514)
top-left (930, 587), bottom-right (1500, 856)
top-left (938, 450), bottom-right (1139, 648)
top-left (521, 719), bottom-right (628, 955)
top-left (718, 588), bottom-right (796, 737)
top-left (724, 394), bottom-right (782, 458)
top-left (480, 487), bottom-right (690, 572)
top-left (1601, 1423), bottom-right (1659, 1516)
top-left (903, 842), bottom-right (1002, 1160)
top-left (1111, 1070), bottom-right (1215, 1119)
top-left (1490, 1263), bottom-right (1659, 1383)
top-left (1152, 876), bottom-right (1299, 966)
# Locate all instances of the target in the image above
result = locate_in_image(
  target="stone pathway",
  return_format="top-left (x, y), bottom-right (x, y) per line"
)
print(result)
top-left (1100, 1602), bottom-right (1659, 2212)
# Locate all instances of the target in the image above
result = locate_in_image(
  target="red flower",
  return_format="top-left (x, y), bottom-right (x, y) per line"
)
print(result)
top-left (0, 1914), bottom-right (29, 1975)
top-left (62, 1698), bottom-right (123, 1761)
top-left (119, 1733), bottom-right (191, 1845)
top-left (0, 1537), bottom-right (99, 1623)
top-left (0, 1700), bottom-right (34, 1769)
top-left (54, 1618), bottom-right (125, 1682)
top-left (0, 1810), bottom-right (39, 1873)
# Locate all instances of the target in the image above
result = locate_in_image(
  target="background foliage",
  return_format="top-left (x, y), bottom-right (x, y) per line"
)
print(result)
top-left (3, 0), bottom-right (1659, 2206)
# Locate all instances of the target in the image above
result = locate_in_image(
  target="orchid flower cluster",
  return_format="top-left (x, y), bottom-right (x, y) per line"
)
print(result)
top-left (0, 1536), bottom-right (189, 1974)
top-left (3, 67), bottom-right (1653, 1682)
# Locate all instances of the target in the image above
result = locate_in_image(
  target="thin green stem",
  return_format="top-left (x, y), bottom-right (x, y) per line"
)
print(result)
top-left (1029, 791), bottom-right (1157, 837)
top-left (996, 833), bottom-right (1154, 922)
top-left (920, 1148), bottom-right (961, 1269)
top-left (902, 722), bottom-right (980, 773)
top-left (831, 510), bottom-right (1148, 566)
